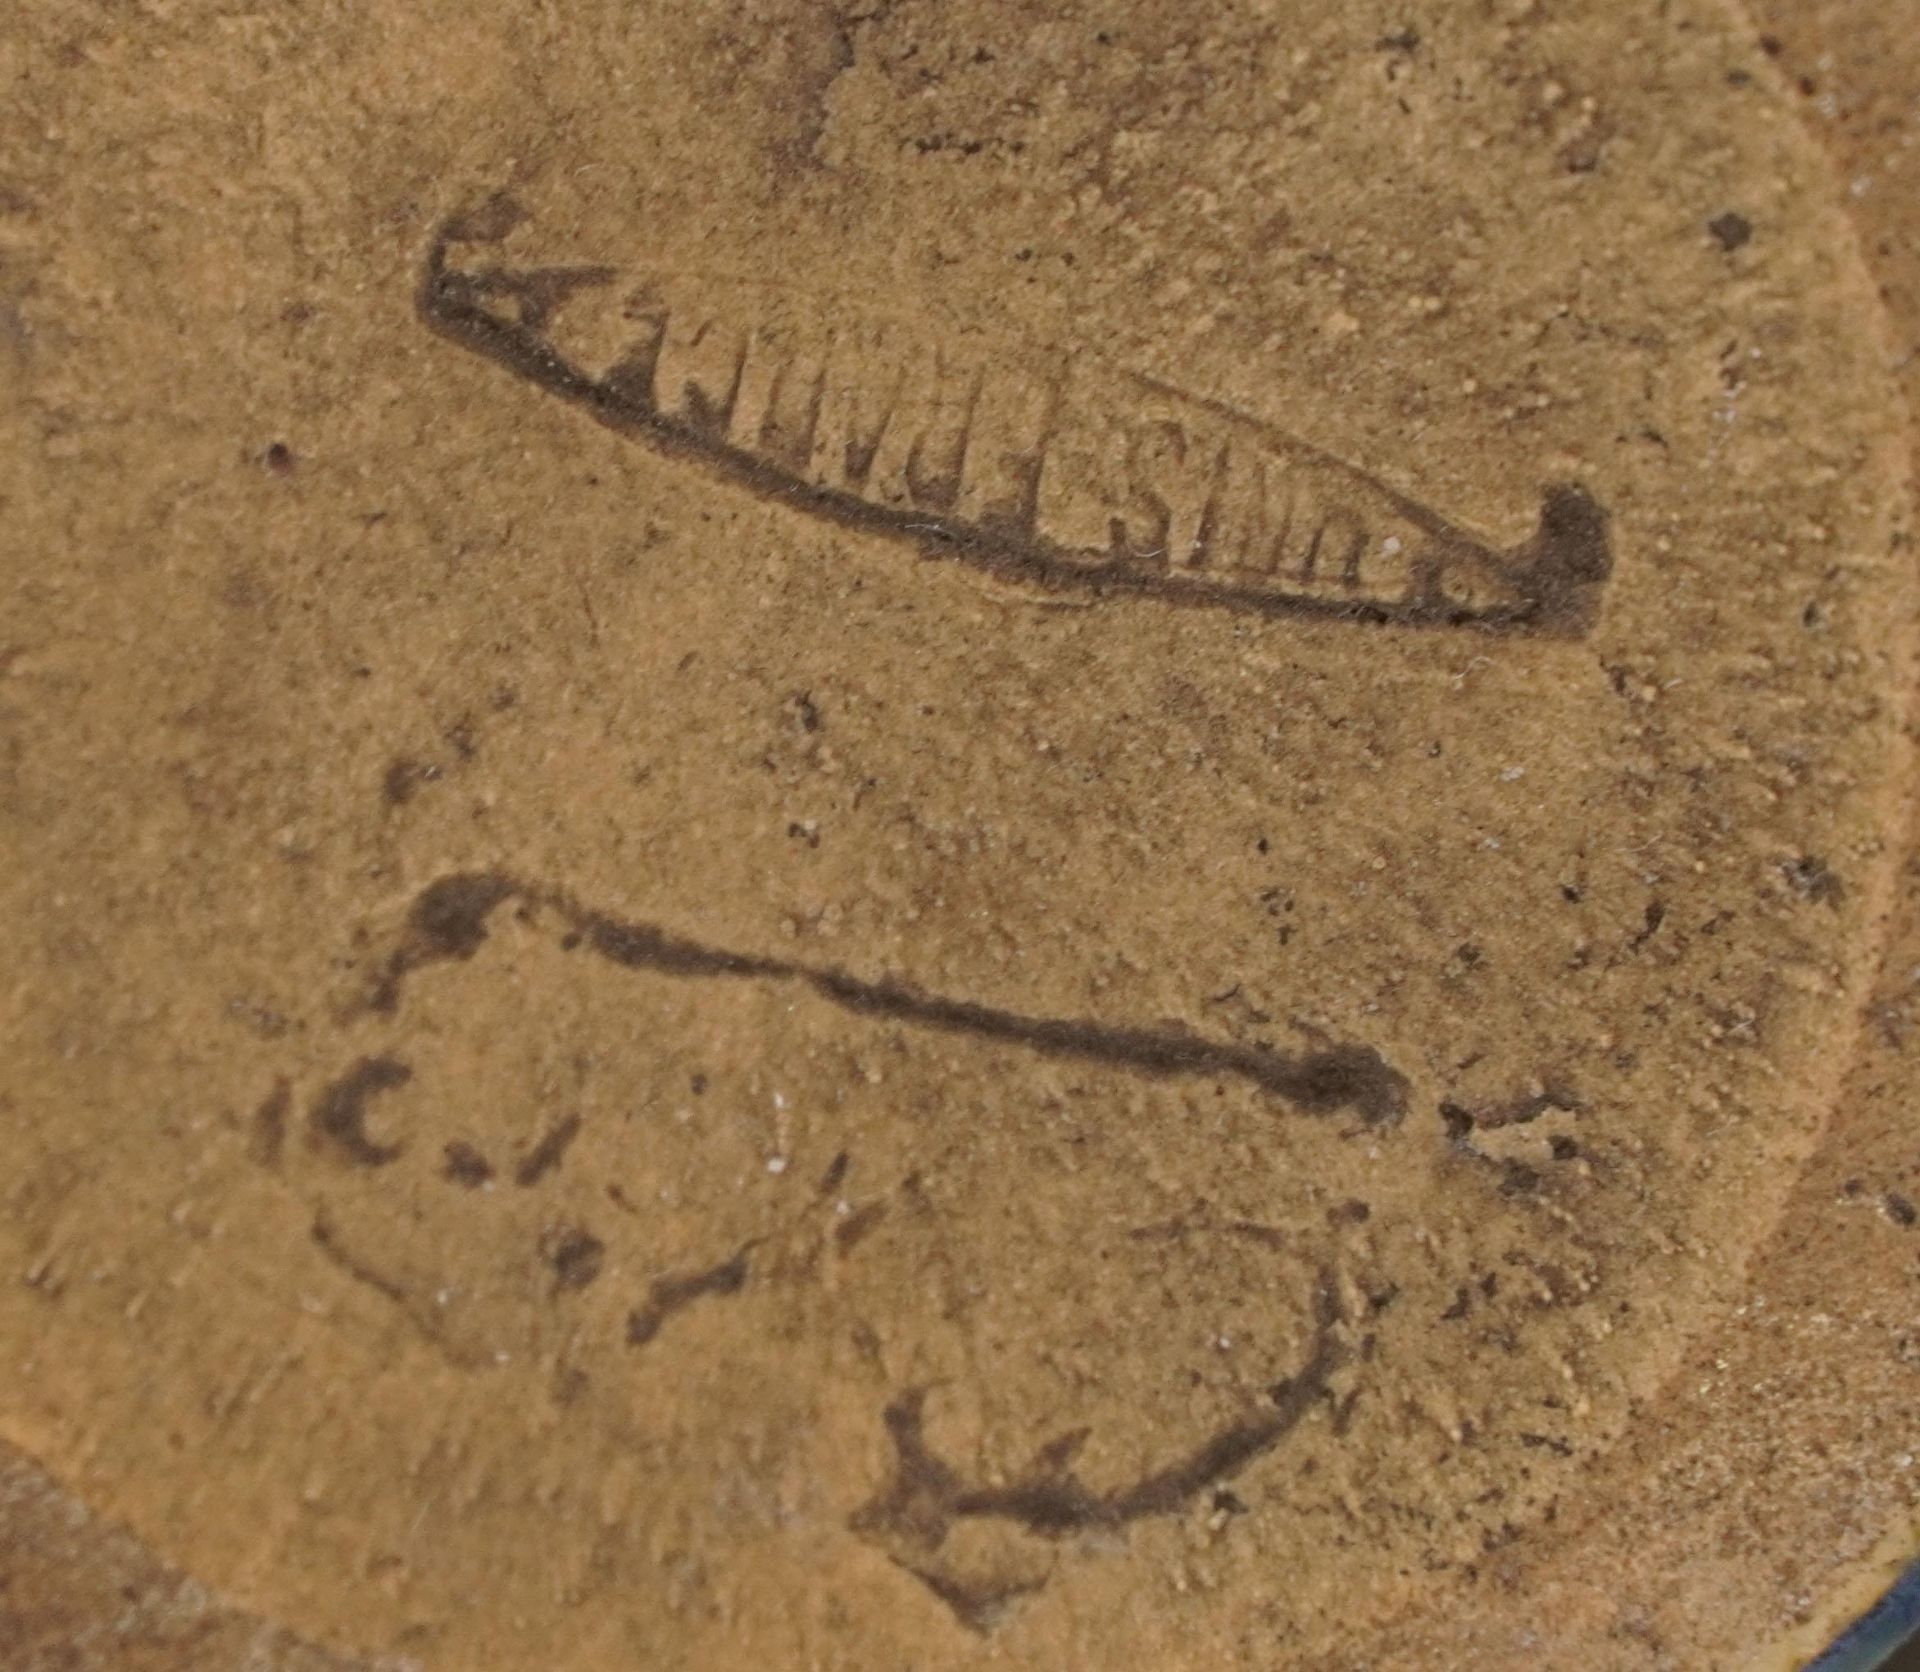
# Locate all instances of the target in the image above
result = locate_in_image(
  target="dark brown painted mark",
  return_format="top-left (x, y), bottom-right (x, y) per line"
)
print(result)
top-left (382, 757), bottom-right (440, 806)
top-left (442, 1140), bottom-right (495, 1188)
top-left (807, 968), bottom-right (1405, 1124)
top-left (369, 871), bottom-right (516, 1014)
top-left (1781, 853), bottom-right (1844, 906)
top-left (1708, 211), bottom-right (1753, 251)
top-left (1440, 1083), bottom-right (1582, 1139)
top-left (514, 1110), bottom-right (583, 1187)
top-left (417, 202), bottom-right (1613, 638)
top-left (852, 1277), bottom-right (1345, 1631)
top-left (626, 1248), bottom-right (752, 1346)
top-left (308, 1056), bottom-right (413, 1167)
top-left (541, 1224), bottom-right (606, 1293)
top-left (1628, 899), bottom-right (1666, 953)
top-left (834, 1200), bottom-right (889, 1252)
top-left (250, 1078), bottom-right (291, 1167)
top-left (370, 871), bottom-right (1408, 1127)
top-left (1227, 1218), bottom-right (1291, 1248)
top-left (1441, 1085), bottom-right (1583, 1196)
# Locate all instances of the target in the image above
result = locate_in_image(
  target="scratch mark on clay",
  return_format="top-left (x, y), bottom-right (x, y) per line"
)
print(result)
top-left (1126, 1204), bottom-right (1291, 1249)
top-left (889, 1561), bottom-right (1050, 1636)
top-left (307, 1213), bottom-right (491, 1370)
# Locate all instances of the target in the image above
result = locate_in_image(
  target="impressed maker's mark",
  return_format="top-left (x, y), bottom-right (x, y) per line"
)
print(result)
top-left (418, 199), bottom-right (1613, 635)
